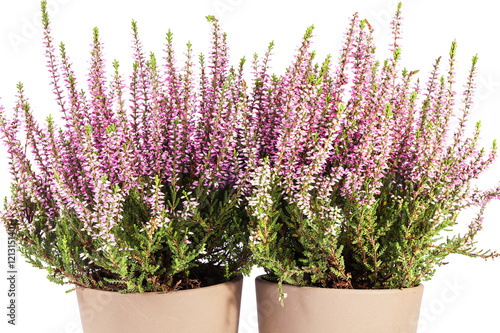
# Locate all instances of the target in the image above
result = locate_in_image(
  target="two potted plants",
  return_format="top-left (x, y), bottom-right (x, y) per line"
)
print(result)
top-left (0, 2), bottom-right (252, 332)
top-left (246, 3), bottom-right (500, 333)
top-left (1, 1), bottom-right (498, 332)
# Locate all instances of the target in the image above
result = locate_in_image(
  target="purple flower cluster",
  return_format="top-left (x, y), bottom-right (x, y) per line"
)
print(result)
top-left (1, 15), bottom-right (245, 229)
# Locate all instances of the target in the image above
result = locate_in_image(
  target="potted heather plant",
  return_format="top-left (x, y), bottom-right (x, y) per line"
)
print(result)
top-left (246, 4), bottom-right (499, 333)
top-left (0, 2), bottom-right (252, 332)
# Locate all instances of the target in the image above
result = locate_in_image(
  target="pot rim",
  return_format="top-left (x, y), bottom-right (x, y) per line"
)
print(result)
top-left (76, 274), bottom-right (243, 295)
top-left (256, 274), bottom-right (423, 294)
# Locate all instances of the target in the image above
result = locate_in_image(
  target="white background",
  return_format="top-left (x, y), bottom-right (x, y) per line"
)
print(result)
top-left (0, 0), bottom-right (499, 332)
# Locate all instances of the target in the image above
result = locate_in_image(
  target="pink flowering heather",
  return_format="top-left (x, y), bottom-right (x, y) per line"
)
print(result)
top-left (247, 3), bottom-right (500, 292)
top-left (0, 2), bottom-right (252, 292)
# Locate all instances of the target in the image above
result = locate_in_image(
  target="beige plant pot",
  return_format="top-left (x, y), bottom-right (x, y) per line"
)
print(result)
top-left (76, 275), bottom-right (243, 333)
top-left (256, 275), bottom-right (424, 333)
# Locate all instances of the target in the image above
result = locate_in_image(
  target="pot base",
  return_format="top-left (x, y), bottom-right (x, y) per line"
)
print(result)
top-left (256, 275), bottom-right (423, 333)
top-left (76, 275), bottom-right (243, 333)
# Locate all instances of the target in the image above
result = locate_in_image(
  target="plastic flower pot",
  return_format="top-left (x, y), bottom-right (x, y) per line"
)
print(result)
top-left (255, 275), bottom-right (424, 333)
top-left (76, 275), bottom-right (243, 333)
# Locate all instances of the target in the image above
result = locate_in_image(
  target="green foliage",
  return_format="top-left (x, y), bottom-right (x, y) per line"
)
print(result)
top-left (6, 174), bottom-right (251, 292)
top-left (248, 167), bottom-right (497, 291)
